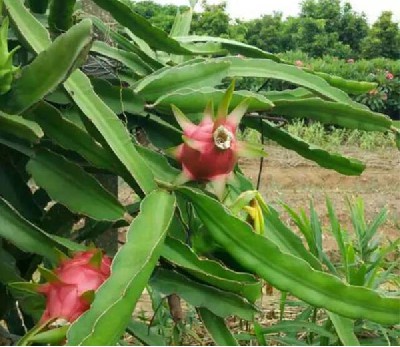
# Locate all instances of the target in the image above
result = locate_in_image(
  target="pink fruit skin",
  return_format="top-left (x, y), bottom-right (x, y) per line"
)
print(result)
top-left (176, 117), bottom-right (238, 182)
top-left (386, 72), bottom-right (394, 80)
top-left (38, 250), bottom-right (111, 323)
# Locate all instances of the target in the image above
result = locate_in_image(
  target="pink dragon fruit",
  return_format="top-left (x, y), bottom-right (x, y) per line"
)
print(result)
top-left (38, 249), bottom-right (111, 324)
top-left (168, 81), bottom-right (266, 197)
top-left (386, 71), bottom-right (394, 80)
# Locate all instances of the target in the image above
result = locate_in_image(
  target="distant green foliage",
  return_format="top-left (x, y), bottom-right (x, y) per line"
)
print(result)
top-left (361, 11), bottom-right (400, 60)
top-left (243, 120), bottom-right (397, 151)
top-left (128, 0), bottom-right (189, 32)
top-left (129, 0), bottom-right (399, 60)
top-left (280, 52), bottom-right (400, 119)
top-left (191, 1), bottom-right (230, 37)
top-left (245, 13), bottom-right (287, 53)
top-left (285, 120), bottom-right (397, 150)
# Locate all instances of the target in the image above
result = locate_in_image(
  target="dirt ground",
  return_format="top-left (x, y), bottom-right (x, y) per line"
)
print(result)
top-left (240, 145), bottom-right (400, 245)
top-left (132, 145), bottom-right (399, 338)
top-left (122, 145), bottom-right (399, 241)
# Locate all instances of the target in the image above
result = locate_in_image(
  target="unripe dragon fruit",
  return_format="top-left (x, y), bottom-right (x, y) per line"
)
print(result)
top-left (169, 81), bottom-right (266, 197)
top-left (38, 249), bottom-right (111, 324)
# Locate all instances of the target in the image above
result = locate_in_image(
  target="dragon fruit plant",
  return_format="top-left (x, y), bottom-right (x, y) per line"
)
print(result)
top-left (0, 0), bottom-right (399, 345)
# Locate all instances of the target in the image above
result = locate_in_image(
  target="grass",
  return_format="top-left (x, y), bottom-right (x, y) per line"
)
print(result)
top-left (243, 120), bottom-right (397, 151)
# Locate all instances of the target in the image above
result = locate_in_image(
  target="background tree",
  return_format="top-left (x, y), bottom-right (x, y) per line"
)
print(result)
top-left (245, 13), bottom-right (285, 53)
top-left (297, 0), bottom-right (366, 57)
top-left (338, 2), bottom-right (369, 56)
top-left (128, 0), bottom-right (187, 32)
top-left (361, 11), bottom-right (400, 59)
top-left (228, 19), bottom-right (248, 43)
top-left (191, 1), bottom-right (230, 37)
top-left (123, 0), bottom-right (399, 59)
top-left (300, 0), bottom-right (341, 34)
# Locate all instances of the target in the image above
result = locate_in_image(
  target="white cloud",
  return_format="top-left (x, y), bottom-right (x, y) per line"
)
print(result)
top-left (147, 0), bottom-right (400, 24)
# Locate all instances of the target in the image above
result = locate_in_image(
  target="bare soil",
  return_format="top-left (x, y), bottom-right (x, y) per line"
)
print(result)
top-left (240, 145), bottom-right (400, 246)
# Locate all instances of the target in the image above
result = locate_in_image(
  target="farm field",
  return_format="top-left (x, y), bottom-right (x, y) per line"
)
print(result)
top-left (127, 144), bottom-right (399, 344)
top-left (242, 145), bottom-right (400, 243)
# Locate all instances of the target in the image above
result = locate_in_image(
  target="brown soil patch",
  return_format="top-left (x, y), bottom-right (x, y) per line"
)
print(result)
top-left (241, 145), bottom-right (400, 247)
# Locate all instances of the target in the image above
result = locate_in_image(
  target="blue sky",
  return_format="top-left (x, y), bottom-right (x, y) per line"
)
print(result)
top-left (148, 0), bottom-right (400, 24)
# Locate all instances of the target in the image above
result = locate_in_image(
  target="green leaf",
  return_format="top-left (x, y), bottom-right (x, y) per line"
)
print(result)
top-left (0, 19), bottom-right (92, 114)
top-left (123, 28), bottom-right (157, 61)
top-left (162, 237), bottom-right (262, 302)
top-left (326, 198), bottom-right (348, 275)
top-left (257, 320), bottom-right (336, 338)
top-left (135, 145), bottom-right (180, 183)
top-left (4, 0), bottom-right (51, 52)
top-left (0, 158), bottom-right (41, 221)
top-left (7, 281), bottom-right (45, 322)
top-left (175, 36), bottom-right (280, 61)
top-left (90, 0), bottom-right (191, 55)
top-left (262, 88), bottom-right (315, 101)
top-left (0, 134), bottom-right (34, 157)
top-left (48, 0), bottom-right (76, 33)
top-left (126, 320), bottom-right (166, 346)
top-left (90, 16), bottom-right (163, 71)
top-left (29, 326), bottom-right (68, 345)
top-left (311, 70), bottom-right (377, 95)
top-left (8, 282), bottom-right (40, 294)
top-left (170, 9), bottom-right (193, 64)
top-left (27, 149), bottom-right (125, 221)
top-left (27, 102), bottom-right (115, 170)
top-left (0, 247), bottom-right (23, 284)
top-left (181, 42), bottom-right (228, 55)
top-left (328, 312), bottom-right (360, 346)
top-left (150, 268), bottom-right (256, 321)
top-left (178, 187), bottom-right (400, 325)
top-left (135, 60), bottom-right (231, 101)
top-left (170, 9), bottom-right (192, 38)
top-left (5, 0), bottom-right (157, 196)
top-left (0, 112), bottom-right (43, 143)
top-left (271, 98), bottom-right (392, 132)
top-left (245, 119), bottom-right (366, 176)
top-left (0, 197), bottom-right (59, 262)
top-left (128, 112), bottom-right (182, 149)
top-left (26, 0), bottom-right (49, 14)
top-left (41, 203), bottom-right (76, 237)
top-left (224, 57), bottom-right (355, 105)
top-left (152, 87), bottom-right (274, 114)
top-left (262, 205), bottom-right (322, 270)
top-left (91, 78), bottom-right (145, 115)
top-left (253, 322), bottom-right (267, 345)
top-left (90, 40), bottom-right (152, 77)
top-left (65, 71), bottom-right (157, 195)
top-left (198, 308), bottom-right (238, 346)
top-left (67, 190), bottom-right (176, 345)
